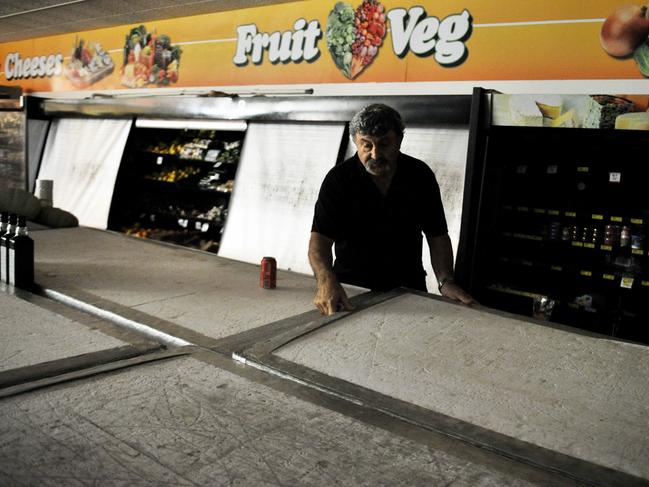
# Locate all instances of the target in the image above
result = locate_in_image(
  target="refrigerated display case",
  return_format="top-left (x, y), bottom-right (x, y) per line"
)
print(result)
top-left (107, 122), bottom-right (246, 253)
top-left (460, 90), bottom-right (649, 344)
top-left (41, 93), bottom-right (472, 263)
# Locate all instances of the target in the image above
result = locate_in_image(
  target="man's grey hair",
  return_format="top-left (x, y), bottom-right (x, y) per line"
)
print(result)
top-left (349, 104), bottom-right (405, 138)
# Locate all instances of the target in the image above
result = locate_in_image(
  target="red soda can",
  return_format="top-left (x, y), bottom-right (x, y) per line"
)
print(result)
top-left (260, 256), bottom-right (277, 289)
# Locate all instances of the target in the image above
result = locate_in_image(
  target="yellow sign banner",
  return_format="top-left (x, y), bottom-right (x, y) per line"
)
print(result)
top-left (0, 0), bottom-right (646, 93)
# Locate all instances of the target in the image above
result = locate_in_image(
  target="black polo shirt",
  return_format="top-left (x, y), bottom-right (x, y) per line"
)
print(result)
top-left (312, 152), bottom-right (448, 291)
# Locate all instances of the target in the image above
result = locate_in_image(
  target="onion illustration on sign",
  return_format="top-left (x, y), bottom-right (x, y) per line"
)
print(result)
top-left (121, 25), bottom-right (182, 88)
top-left (600, 3), bottom-right (649, 77)
top-left (326, 0), bottom-right (387, 79)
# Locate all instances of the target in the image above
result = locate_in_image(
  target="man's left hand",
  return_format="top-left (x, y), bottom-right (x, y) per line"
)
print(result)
top-left (440, 282), bottom-right (475, 305)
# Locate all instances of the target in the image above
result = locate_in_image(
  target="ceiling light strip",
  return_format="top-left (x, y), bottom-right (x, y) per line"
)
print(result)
top-left (0, 0), bottom-right (87, 20)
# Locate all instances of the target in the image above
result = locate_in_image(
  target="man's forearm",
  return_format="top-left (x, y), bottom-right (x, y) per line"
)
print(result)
top-left (308, 232), bottom-right (337, 282)
top-left (428, 233), bottom-right (455, 282)
top-left (309, 232), bottom-right (354, 314)
top-left (428, 233), bottom-right (474, 304)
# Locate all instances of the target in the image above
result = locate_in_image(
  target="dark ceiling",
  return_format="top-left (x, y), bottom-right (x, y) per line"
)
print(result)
top-left (0, 0), bottom-right (300, 43)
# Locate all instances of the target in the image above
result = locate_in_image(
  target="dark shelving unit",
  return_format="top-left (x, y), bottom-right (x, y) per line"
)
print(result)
top-left (461, 96), bottom-right (649, 344)
top-left (107, 125), bottom-right (245, 254)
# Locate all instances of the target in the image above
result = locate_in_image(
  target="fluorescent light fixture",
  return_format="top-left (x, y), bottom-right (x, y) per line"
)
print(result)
top-left (135, 118), bottom-right (247, 131)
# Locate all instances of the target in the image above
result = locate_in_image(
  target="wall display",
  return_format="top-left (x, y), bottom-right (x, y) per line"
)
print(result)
top-left (468, 122), bottom-right (649, 344)
top-left (37, 118), bottom-right (131, 228)
top-left (218, 122), bottom-right (346, 274)
top-left (493, 93), bottom-right (649, 129)
top-left (0, 1), bottom-right (646, 94)
top-left (0, 111), bottom-right (25, 190)
top-left (108, 126), bottom-right (245, 254)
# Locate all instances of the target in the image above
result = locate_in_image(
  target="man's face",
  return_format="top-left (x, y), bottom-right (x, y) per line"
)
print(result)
top-left (353, 129), bottom-right (402, 177)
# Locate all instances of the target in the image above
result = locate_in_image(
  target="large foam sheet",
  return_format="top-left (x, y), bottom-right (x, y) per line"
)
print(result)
top-left (37, 118), bottom-right (132, 228)
top-left (274, 294), bottom-right (649, 480)
top-left (218, 122), bottom-right (345, 274)
top-left (0, 354), bottom-right (554, 486)
top-left (0, 293), bottom-right (126, 372)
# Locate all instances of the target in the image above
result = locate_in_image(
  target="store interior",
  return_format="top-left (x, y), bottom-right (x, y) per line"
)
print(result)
top-left (2, 1), bottom-right (649, 485)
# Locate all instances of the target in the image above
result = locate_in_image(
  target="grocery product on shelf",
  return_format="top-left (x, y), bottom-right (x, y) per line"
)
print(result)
top-left (144, 166), bottom-right (201, 183)
top-left (109, 127), bottom-right (244, 255)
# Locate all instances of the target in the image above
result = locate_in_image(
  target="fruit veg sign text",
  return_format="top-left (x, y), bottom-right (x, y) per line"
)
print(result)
top-left (233, 2), bottom-right (472, 79)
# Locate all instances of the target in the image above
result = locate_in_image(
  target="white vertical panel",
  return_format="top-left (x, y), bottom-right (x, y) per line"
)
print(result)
top-left (27, 118), bottom-right (50, 192)
top-left (399, 126), bottom-right (470, 294)
top-left (219, 122), bottom-right (345, 274)
top-left (37, 118), bottom-right (132, 229)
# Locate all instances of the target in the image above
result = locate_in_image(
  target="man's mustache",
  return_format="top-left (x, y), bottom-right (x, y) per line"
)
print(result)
top-left (367, 158), bottom-right (387, 166)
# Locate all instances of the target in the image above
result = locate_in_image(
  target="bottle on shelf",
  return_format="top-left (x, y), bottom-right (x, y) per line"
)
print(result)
top-left (8, 215), bottom-right (34, 289)
top-left (1, 213), bottom-right (17, 284)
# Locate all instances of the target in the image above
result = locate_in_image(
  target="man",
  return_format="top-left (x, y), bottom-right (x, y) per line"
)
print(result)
top-left (309, 103), bottom-right (473, 315)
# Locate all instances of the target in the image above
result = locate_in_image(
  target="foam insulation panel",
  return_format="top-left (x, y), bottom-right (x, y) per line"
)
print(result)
top-left (275, 294), bottom-right (649, 480)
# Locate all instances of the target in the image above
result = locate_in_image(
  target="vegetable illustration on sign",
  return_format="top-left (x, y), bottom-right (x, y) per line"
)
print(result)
top-left (121, 25), bottom-right (182, 88)
top-left (326, 2), bottom-right (472, 79)
top-left (600, 3), bottom-right (649, 77)
top-left (326, 0), bottom-right (387, 79)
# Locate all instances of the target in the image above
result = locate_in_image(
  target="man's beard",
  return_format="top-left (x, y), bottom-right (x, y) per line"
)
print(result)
top-left (365, 158), bottom-right (388, 176)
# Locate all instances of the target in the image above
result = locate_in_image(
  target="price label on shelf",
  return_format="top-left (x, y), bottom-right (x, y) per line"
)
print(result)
top-left (178, 218), bottom-right (188, 228)
top-left (195, 221), bottom-right (202, 230)
top-left (547, 165), bottom-right (558, 174)
top-left (610, 216), bottom-right (623, 222)
top-left (632, 249), bottom-right (644, 256)
top-left (565, 211), bottom-right (577, 218)
top-left (580, 270), bottom-right (592, 277)
top-left (608, 172), bottom-right (621, 183)
top-left (516, 165), bottom-right (527, 174)
top-left (156, 156), bottom-right (163, 165)
top-left (631, 218), bottom-right (644, 225)
top-left (591, 214), bottom-right (604, 220)
top-left (577, 166), bottom-right (590, 173)
top-left (620, 277), bottom-right (634, 289)
top-left (201, 223), bottom-right (210, 233)
top-left (602, 274), bottom-right (615, 281)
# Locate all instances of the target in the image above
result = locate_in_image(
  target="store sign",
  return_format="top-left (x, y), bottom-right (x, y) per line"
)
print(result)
top-left (0, 0), bottom-right (644, 93)
top-left (232, 5), bottom-right (472, 79)
top-left (4, 52), bottom-right (63, 80)
top-left (387, 8), bottom-right (471, 64)
top-left (233, 19), bottom-right (322, 65)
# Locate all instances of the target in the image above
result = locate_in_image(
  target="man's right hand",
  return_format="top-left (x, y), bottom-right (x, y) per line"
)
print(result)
top-left (313, 276), bottom-right (355, 316)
